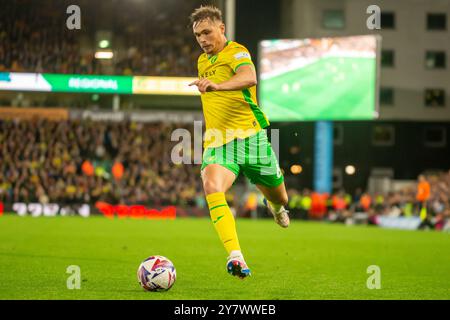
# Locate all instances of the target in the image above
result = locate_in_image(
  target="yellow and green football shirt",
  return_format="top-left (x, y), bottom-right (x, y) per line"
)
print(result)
top-left (197, 40), bottom-right (269, 149)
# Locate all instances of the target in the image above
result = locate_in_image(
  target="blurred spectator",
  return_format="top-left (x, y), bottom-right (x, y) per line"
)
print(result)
top-left (242, 191), bottom-right (258, 218)
top-left (416, 174), bottom-right (433, 229)
top-left (259, 173), bottom-right (449, 231)
top-left (328, 189), bottom-right (350, 223)
top-left (310, 192), bottom-right (328, 220)
top-left (416, 175), bottom-right (431, 212)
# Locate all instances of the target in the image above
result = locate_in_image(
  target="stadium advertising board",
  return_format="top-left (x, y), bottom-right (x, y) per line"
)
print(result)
top-left (0, 107), bottom-right (69, 120)
top-left (0, 72), bottom-right (200, 95)
top-left (70, 110), bottom-right (203, 123)
top-left (44, 74), bottom-right (133, 93)
top-left (133, 76), bottom-right (199, 95)
top-left (378, 216), bottom-right (422, 230)
top-left (10, 203), bottom-right (90, 217)
top-left (0, 73), bottom-right (132, 93)
top-left (95, 202), bottom-right (176, 219)
top-left (1, 202), bottom-right (176, 219)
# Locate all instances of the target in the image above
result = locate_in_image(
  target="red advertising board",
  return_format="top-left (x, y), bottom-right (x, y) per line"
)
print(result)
top-left (95, 202), bottom-right (176, 220)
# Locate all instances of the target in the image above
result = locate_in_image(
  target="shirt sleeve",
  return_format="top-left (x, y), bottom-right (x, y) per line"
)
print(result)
top-left (228, 47), bottom-right (255, 73)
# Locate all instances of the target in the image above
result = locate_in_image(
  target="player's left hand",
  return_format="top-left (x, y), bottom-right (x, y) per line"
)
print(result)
top-left (189, 79), bottom-right (220, 93)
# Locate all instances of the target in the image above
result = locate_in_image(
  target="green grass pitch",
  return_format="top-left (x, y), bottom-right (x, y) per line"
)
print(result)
top-left (0, 215), bottom-right (449, 300)
top-left (260, 57), bottom-right (376, 121)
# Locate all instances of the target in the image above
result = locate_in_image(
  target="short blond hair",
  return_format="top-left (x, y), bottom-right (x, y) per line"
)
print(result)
top-left (189, 5), bottom-right (223, 26)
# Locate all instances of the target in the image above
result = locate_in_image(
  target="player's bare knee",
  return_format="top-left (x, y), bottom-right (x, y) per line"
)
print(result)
top-left (203, 179), bottom-right (222, 195)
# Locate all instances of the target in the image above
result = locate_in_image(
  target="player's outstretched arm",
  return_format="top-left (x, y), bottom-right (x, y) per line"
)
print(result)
top-left (189, 65), bottom-right (257, 93)
top-left (216, 65), bottom-right (257, 91)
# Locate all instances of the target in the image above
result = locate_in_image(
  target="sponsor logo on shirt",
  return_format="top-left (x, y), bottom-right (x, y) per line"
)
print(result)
top-left (200, 70), bottom-right (216, 79)
top-left (234, 52), bottom-right (251, 60)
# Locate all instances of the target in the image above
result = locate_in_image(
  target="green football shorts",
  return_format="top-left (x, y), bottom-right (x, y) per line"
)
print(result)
top-left (201, 130), bottom-right (284, 188)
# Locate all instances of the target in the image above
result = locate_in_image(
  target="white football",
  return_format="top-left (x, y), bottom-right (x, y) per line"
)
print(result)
top-left (137, 255), bottom-right (176, 292)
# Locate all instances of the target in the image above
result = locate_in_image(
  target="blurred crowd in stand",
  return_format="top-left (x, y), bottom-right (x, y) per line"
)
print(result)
top-left (254, 172), bottom-right (450, 231)
top-left (0, 119), bottom-right (203, 208)
top-left (1, 118), bottom-right (449, 231)
top-left (0, 0), bottom-right (201, 76)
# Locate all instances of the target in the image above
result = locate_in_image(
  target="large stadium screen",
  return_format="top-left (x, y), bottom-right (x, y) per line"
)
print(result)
top-left (259, 35), bottom-right (381, 121)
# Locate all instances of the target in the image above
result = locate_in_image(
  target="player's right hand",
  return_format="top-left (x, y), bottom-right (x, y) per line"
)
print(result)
top-left (189, 79), bottom-right (220, 93)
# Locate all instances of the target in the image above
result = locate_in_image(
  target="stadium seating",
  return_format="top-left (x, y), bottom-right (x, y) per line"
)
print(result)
top-left (0, 119), bottom-right (203, 207)
top-left (1, 119), bottom-right (449, 228)
top-left (0, 0), bottom-right (201, 76)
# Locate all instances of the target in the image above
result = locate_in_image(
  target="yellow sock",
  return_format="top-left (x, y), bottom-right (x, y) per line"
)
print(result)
top-left (206, 192), bottom-right (241, 254)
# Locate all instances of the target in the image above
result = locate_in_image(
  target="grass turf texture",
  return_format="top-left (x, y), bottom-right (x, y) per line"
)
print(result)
top-left (260, 57), bottom-right (376, 121)
top-left (0, 215), bottom-right (449, 300)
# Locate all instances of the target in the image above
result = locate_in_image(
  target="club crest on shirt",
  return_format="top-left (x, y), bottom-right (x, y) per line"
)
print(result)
top-left (210, 55), bottom-right (218, 64)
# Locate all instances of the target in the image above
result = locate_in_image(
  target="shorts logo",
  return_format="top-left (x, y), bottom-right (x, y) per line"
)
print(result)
top-left (276, 165), bottom-right (282, 178)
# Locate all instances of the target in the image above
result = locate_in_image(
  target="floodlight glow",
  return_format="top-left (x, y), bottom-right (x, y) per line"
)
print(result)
top-left (95, 51), bottom-right (114, 59)
top-left (345, 165), bottom-right (356, 175)
top-left (99, 40), bottom-right (110, 49)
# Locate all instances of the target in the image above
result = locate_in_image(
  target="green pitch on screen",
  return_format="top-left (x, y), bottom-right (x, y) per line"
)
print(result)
top-left (260, 57), bottom-right (377, 121)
